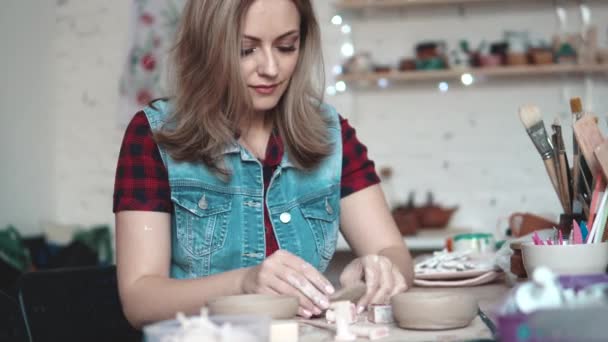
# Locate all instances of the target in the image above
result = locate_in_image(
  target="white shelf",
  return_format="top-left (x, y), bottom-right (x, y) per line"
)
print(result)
top-left (335, 228), bottom-right (473, 252)
top-left (336, 64), bottom-right (608, 85)
top-left (335, 0), bottom-right (608, 9)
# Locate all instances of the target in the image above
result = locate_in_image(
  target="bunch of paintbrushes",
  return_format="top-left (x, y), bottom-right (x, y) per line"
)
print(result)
top-left (519, 97), bottom-right (608, 244)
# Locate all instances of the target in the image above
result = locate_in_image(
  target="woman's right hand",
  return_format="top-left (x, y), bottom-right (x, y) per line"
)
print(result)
top-left (241, 250), bottom-right (335, 318)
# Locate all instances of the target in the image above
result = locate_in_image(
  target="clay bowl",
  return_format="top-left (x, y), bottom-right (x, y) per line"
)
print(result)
top-left (419, 206), bottom-right (458, 228)
top-left (391, 291), bottom-right (478, 330)
top-left (392, 209), bottom-right (419, 236)
top-left (207, 294), bottom-right (298, 320)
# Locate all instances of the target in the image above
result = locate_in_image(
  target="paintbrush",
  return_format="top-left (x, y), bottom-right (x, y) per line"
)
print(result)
top-left (552, 117), bottom-right (572, 213)
top-left (570, 98), bottom-right (584, 212)
top-left (570, 97), bottom-right (595, 213)
top-left (519, 105), bottom-right (564, 211)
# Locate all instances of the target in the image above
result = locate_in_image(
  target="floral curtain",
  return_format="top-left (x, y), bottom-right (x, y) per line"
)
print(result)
top-left (118, 0), bottom-right (185, 126)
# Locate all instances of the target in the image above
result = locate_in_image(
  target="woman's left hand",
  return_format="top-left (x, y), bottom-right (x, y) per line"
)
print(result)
top-left (339, 254), bottom-right (408, 313)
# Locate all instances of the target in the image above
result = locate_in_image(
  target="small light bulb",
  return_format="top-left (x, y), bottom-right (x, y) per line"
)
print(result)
top-left (332, 65), bottom-right (343, 75)
top-left (341, 43), bottom-right (354, 57)
top-left (341, 25), bottom-right (351, 34)
top-left (336, 81), bottom-right (347, 92)
top-left (461, 73), bottom-right (474, 86)
top-left (378, 78), bottom-right (389, 88)
top-left (438, 82), bottom-right (449, 92)
top-left (331, 15), bottom-right (343, 25)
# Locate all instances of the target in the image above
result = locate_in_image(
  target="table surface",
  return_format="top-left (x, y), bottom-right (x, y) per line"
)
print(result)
top-left (294, 281), bottom-right (510, 342)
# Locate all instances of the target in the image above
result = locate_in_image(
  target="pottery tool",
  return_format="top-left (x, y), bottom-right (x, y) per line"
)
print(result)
top-left (519, 105), bottom-right (563, 211)
top-left (552, 117), bottom-right (572, 213)
top-left (572, 220), bottom-right (583, 244)
top-left (587, 188), bottom-right (608, 243)
top-left (594, 140), bottom-right (608, 182)
top-left (532, 231), bottom-right (544, 245)
top-left (367, 304), bottom-right (394, 324)
top-left (573, 114), bottom-right (605, 179)
top-left (580, 221), bottom-right (589, 242)
top-left (586, 177), bottom-right (605, 228)
top-left (570, 97), bottom-right (588, 213)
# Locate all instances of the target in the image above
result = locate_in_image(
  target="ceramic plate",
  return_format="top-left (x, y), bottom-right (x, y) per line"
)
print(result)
top-left (415, 267), bottom-right (496, 280)
top-left (414, 271), bottom-right (500, 287)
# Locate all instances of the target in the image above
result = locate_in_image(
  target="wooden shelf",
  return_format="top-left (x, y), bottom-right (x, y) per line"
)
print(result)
top-left (335, 0), bottom-right (607, 9)
top-left (335, 64), bottom-right (608, 84)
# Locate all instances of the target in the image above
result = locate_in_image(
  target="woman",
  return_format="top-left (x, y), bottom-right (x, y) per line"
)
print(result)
top-left (114, 0), bottom-right (413, 328)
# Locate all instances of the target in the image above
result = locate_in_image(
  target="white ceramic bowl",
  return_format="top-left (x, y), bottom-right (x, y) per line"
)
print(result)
top-left (521, 241), bottom-right (608, 276)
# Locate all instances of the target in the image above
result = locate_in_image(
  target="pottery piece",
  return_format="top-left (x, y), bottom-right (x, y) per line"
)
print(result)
top-left (330, 283), bottom-right (367, 303)
top-left (207, 294), bottom-right (298, 320)
top-left (391, 292), bottom-right (478, 330)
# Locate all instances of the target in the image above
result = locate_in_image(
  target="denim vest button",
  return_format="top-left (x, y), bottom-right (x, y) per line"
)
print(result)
top-left (279, 212), bottom-right (292, 223)
top-left (198, 196), bottom-right (208, 210)
top-left (325, 199), bottom-right (333, 215)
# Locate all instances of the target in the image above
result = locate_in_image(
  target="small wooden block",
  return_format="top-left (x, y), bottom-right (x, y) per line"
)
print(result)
top-left (367, 304), bottom-right (394, 324)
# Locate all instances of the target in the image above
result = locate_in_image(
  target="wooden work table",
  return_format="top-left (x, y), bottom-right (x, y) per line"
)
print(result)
top-left (295, 281), bottom-right (509, 341)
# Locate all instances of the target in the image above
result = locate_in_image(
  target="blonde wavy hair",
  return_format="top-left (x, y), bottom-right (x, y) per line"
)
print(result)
top-left (154, 0), bottom-right (331, 175)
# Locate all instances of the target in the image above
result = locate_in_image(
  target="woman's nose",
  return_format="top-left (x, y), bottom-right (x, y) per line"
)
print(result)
top-left (257, 49), bottom-right (279, 78)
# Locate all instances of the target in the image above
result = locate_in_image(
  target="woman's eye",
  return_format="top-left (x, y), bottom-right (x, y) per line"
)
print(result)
top-left (241, 47), bottom-right (256, 57)
top-left (278, 46), bottom-right (297, 53)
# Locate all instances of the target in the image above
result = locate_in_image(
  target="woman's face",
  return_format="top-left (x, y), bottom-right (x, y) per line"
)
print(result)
top-left (240, 0), bottom-right (301, 113)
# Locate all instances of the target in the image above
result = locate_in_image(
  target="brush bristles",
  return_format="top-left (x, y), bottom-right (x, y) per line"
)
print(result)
top-left (553, 117), bottom-right (561, 127)
top-left (570, 97), bottom-right (583, 114)
top-left (519, 105), bottom-right (542, 130)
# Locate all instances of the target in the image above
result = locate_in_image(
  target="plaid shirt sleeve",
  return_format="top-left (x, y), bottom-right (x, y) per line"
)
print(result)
top-left (113, 111), bottom-right (173, 213)
top-left (339, 115), bottom-right (381, 198)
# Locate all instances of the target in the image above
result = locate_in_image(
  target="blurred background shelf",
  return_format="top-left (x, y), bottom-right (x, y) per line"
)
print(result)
top-left (335, 227), bottom-right (472, 252)
top-left (335, 0), bottom-right (608, 9)
top-left (335, 64), bottom-right (608, 84)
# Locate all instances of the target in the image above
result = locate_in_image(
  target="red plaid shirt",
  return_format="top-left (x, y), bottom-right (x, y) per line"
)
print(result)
top-left (113, 111), bottom-right (380, 256)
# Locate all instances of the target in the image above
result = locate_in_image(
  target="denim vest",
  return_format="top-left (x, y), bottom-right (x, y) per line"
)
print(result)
top-left (143, 101), bottom-right (342, 279)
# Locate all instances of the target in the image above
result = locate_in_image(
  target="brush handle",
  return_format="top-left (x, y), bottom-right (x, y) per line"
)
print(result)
top-left (544, 158), bottom-right (566, 212)
top-left (558, 153), bottom-right (572, 213)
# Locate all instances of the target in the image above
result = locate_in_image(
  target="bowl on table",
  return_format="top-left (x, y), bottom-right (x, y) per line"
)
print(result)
top-left (391, 291), bottom-right (478, 330)
top-left (521, 241), bottom-right (608, 276)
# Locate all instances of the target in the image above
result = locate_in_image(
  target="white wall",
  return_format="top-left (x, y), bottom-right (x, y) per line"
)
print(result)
top-left (0, 1), bottom-right (55, 235)
top-left (1, 0), bottom-right (608, 236)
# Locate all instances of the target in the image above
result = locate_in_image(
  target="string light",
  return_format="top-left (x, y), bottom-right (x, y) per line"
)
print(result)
top-left (341, 25), bottom-right (351, 34)
top-left (378, 78), bottom-right (389, 89)
top-left (336, 81), bottom-right (347, 92)
top-left (438, 81), bottom-right (449, 92)
top-left (341, 43), bottom-right (354, 57)
top-left (461, 73), bottom-right (474, 86)
top-left (331, 15), bottom-right (343, 25)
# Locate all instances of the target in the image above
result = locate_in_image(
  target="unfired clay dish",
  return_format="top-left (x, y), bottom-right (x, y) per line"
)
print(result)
top-left (207, 294), bottom-right (298, 320)
top-left (415, 268), bottom-right (495, 280)
top-left (391, 291), bottom-right (478, 330)
top-left (414, 271), bottom-right (500, 287)
top-left (330, 283), bottom-right (367, 303)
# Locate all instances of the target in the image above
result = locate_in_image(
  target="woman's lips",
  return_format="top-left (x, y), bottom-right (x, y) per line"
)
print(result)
top-left (250, 83), bottom-right (279, 95)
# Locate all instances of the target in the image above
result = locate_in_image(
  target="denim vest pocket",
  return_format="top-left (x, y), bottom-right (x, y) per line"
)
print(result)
top-left (300, 194), bottom-right (340, 266)
top-left (172, 190), bottom-right (232, 258)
